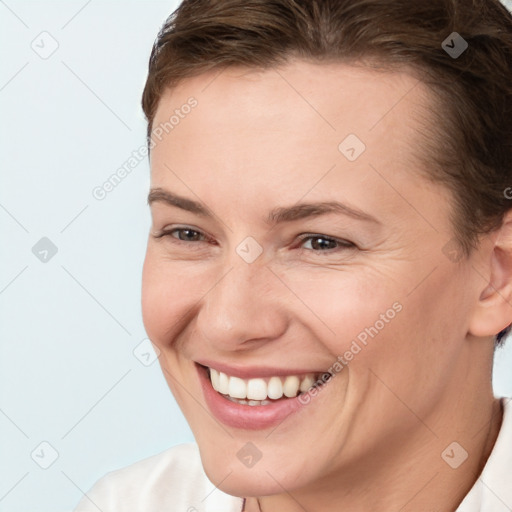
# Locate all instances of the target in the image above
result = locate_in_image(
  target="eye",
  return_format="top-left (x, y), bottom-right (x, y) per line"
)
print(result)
top-left (171, 228), bottom-right (205, 242)
top-left (154, 227), bottom-right (209, 243)
top-left (298, 234), bottom-right (355, 252)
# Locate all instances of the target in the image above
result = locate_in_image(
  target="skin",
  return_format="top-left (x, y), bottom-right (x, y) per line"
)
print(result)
top-left (141, 60), bottom-right (512, 512)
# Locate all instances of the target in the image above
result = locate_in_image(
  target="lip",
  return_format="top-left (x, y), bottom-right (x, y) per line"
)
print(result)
top-left (196, 363), bottom-right (307, 430)
top-left (195, 359), bottom-right (326, 379)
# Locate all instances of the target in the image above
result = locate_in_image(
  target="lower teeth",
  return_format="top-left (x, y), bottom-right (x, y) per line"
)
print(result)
top-left (224, 395), bottom-right (273, 406)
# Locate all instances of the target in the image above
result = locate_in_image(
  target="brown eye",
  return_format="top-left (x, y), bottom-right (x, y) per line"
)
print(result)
top-left (171, 228), bottom-right (204, 242)
top-left (304, 236), bottom-right (337, 251)
top-left (299, 234), bottom-right (355, 252)
top-left (154, 226), bottom-right (209, 243)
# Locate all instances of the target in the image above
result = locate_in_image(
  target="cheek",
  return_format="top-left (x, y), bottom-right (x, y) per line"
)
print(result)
top-left (141, 249), bottom-right (205, 349)
top-left (281, 266), bottom-right (403, 357)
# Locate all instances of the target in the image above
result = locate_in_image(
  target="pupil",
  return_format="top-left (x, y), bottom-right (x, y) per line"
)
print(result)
top-left (181, 229), bottom-right (199, 241)
top-left (312, 237), bottom-right (335, 250)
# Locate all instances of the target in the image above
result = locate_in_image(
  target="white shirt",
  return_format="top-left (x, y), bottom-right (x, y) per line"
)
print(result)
top-left (73, 397), bottom-right (512, 512)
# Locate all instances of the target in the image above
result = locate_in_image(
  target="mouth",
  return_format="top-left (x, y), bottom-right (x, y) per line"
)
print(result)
top-left (195, 362), bottom-right (331, 429)
top-left (207, 365), bottom-right (320, 404)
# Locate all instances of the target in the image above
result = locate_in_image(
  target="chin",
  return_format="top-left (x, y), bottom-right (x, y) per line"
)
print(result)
top-left (199, 446), bottom-right (311, 498)
top-left (203, 465), bottom-right (285, 498)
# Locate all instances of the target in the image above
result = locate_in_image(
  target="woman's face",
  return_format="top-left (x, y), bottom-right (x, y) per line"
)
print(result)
top-left (141, 61), bottom-right (485, 497)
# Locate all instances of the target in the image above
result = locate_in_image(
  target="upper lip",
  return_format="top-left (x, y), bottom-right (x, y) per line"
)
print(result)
top-left (196, 360), bottom-right (328, 379)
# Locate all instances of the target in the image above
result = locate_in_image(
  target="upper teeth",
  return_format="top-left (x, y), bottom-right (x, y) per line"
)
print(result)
top-left (209, 368), bottom-right (317, 400)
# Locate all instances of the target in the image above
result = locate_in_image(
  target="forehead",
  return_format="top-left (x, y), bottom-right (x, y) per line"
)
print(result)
top-left (151, 60), bottom-right (431, 168)
top-left (149, 60), bottom-right (443, 227)
top-left (154, 60), bottom-right (429, 129)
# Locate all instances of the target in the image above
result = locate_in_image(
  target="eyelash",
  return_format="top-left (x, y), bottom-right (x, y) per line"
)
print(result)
top-left (154, 227), bottom-right (355, 253)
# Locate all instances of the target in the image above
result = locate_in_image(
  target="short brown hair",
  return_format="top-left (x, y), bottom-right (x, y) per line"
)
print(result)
top-left (141, 0), bottom-right (512, 344)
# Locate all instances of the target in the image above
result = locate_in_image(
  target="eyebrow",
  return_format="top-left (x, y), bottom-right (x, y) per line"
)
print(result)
top-left (147, 187), bottom-right (379, 225)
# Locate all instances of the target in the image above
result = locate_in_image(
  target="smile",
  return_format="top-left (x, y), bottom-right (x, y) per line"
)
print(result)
top-left (196, 362), bottom-right (331, 429)
top-left (208, 367), bottom-right (319, 405)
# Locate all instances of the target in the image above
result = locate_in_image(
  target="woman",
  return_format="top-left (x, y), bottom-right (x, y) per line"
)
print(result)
top-left (74, 0), bottom-right (512, 510)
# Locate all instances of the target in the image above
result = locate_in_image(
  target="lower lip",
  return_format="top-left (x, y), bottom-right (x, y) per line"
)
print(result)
top-left (197, 364), bottom-right (305, 430)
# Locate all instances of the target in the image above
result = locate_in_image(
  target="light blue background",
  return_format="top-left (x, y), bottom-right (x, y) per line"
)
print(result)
top-left (1, 1), bottom-right (511, 511)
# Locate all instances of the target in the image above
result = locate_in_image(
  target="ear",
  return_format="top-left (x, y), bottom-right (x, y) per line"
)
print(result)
top-left (468, 210), bottom-right (512, 338)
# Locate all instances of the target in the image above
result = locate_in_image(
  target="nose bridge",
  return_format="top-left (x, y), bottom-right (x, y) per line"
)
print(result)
top-left (197, 257), bottom-right (288, 346)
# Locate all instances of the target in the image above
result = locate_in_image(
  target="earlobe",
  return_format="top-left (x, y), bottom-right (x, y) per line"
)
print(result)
top-left (468, 211), bottom-right (512, 338)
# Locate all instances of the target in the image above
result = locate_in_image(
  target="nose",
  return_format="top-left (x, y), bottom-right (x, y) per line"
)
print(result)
top-left (195, 259), bottom-right (289, 351)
